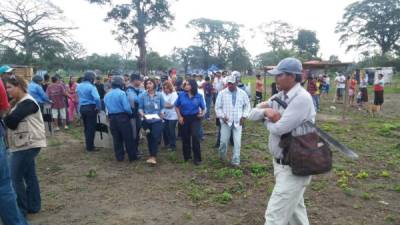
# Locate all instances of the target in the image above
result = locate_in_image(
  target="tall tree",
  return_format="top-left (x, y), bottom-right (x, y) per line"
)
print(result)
top-left (336, 0), bottom-right (400, 55)
top-left (88, 0), bottom-right (174, 75)
top-left (258, 20), bottom-right (295, 53)
top-left (293, 29), bottom-right (320, 60)
top-left (228, 44), bottom-right (252, 72)
top-left (187, 18), bottom-right (241, 69)
top-left (0, 0), bottom-right (76, 64)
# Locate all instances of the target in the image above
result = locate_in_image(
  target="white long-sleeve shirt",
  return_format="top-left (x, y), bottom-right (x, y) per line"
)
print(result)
top-left (215, 88), bottom-right (250, 127)
top-left (262, 83), bottom-right (316, 159)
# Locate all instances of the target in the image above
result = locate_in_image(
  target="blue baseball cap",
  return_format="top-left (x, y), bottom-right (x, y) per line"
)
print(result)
top-left (0, 65), bottom-right (13, 74)
top-left (268, 57), bottom-right (303, 75)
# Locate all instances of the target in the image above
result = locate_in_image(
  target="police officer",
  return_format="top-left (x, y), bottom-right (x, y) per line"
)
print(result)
top-left (126, 74), bottom-right (145, 155)
top-left (77, 71), bottom-right (101, 152)
top-left (104, 76), bottom-right (139, 162)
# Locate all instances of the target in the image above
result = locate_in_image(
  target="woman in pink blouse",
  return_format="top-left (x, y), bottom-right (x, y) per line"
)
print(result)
top-left (67, 76), bottom-right (79, 123)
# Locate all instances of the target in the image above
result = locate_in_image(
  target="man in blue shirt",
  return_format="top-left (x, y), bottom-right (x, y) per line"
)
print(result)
top-left (77, 71), bottom-right (101, 152)
top-left (126, 74), bottom-right (145, 154)
top-left (28, 75), bottom-right (50, 110)
top-left (104, 76), bottom-right (139, 162)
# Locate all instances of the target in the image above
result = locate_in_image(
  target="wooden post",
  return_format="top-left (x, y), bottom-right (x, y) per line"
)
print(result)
top-left (263, 72), bottom-right (267, 101)
top-left (342, 75), bottom-right (349, 120)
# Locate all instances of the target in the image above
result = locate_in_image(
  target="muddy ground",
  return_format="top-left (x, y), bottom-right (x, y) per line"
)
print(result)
top-left (27, 93), bottom-right (400, 225)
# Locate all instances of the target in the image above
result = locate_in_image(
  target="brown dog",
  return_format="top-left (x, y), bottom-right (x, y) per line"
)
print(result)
top-left (368, 103), bottom-right (380, 116)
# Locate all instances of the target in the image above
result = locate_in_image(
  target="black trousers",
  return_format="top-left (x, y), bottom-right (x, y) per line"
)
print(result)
top-left (181, 115), bottom-right (202, 162)
top-left (80, 105), bottom-right (97, 151)
top-left (254, 91), bottom-right (263, 107)
top-left (109, 113), bottom-right (138, 161)
top-left (133, 117), bottom-right (141, 150)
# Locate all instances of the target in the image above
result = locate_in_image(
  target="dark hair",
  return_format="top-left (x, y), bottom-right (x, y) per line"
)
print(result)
top-left (144, 78), bottom-right (157, 91)
top-left (205, 76), bottom-right (210, 81)
top-left (44, 73), bottom-right (50, 81)
top-left (6, 75), bottom-right (28, 93)
top-left (285, 72), bottom-right (303, 83)
top-left (186, 79), bottom-right (198, 95)
top-left (378, 73), bottom-right (384, 78)
top-left (256, 74), bottom-right (261, 79)
top-left (83, 71), bottom-right (96, 83)
top-left (51, 76), bottom-right (58, 83)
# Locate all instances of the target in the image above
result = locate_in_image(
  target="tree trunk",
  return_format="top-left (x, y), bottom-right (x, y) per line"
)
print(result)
top-left (136, 3), bottom-right (147, 76)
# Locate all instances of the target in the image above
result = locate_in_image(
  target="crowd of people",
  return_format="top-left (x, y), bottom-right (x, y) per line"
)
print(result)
top-left (0, 59), bottom-right (387, 225)
top-left (303, 71), bottom-right (385, 113)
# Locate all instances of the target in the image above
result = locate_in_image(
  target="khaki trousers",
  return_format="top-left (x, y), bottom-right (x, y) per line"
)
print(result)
top-left (265, 160), bottom-right (312, 225)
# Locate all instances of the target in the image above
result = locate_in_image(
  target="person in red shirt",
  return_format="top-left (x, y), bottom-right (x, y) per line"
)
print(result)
top-left (46, 76), bottom-right (67, 131)
top-left (373, 73), bottom-right (385, 111)
top-left (0, 77), bottom-right (30, 224)
top-left (348, 74), bottom-right (357, 106)
top-left (0, 79), bottom-right (10, 113)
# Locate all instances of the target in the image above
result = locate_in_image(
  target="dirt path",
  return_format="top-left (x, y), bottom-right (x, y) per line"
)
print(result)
top-left (27, 94), bottom-right (400, 225)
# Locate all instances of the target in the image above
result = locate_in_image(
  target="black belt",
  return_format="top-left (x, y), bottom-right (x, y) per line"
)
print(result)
top-left (108, 112), bottom-right (129, 117)
top-left (275, 158), bottom-right (290, 165)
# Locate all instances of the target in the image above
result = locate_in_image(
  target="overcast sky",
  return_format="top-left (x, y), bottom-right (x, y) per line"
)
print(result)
top-left (54, 0), bottom-right (360, 62)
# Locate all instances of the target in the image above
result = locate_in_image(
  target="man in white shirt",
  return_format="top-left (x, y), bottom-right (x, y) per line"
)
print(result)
top-left (334, 73), bottom-right (346, 103)
top-left (215, 75), bottom-right (250, 166)
top-left (258, 57), bottom-right (316, 225)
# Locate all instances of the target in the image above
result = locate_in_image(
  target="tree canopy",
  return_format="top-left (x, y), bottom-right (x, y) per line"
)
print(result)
top-left (88, 0), bottom-right (174, 75)
top-left (0, 0), bottom-right (77, 64)
top-left (293, 29), bottom-right (320, 60)
top-left (187, 18), bottom-right (241, 69)
top-left (336, 0), bottom-right (400, 55)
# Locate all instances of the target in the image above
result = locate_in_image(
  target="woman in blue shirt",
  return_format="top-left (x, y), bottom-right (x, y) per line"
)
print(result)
top-left (138, 78), bottom-right (164, 165)
top-left (104, 76), bottom-right (139, 162)
top-left (175, 79), bottom-right (205, 165)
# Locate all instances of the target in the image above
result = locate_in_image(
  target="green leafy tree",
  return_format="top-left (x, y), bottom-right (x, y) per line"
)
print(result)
top-left (147, 51), bottom-right (173, 71)
top-left (336, 0), bottom-right (400, 55)
top-left (187, 18), bottom-right (241, 69)
top-left (228, 44), bottom-right (252, 71)
top-left (254, 49), bottom-right (296, 68)
top-left (87, 0), bottom-right (174, 75)
top-left (293, 29), bottom-right (320, 60)
top-left (0, 0), bottom-right (76, 64)
top-left (258, 20), bottom-right (295, 53)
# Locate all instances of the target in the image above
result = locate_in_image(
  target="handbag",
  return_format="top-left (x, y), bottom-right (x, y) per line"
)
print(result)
top-left (276, 90), bottom-right (332, 176)
top-left (280, 131), bottom-right (332, 176)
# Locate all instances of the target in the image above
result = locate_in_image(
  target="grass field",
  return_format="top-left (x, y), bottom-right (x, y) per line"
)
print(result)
top-left (28, 80), bottom-right (400, 225)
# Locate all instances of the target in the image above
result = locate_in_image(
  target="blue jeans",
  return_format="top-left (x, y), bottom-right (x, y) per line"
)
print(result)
top-left (0, 139), bottom-right (29, 225)
top-left (9, 148), bottom-right (41, 216)
top-left (142, 120), bottom-right (163, 157)
top-left (312, 95), bottom-right (320, 111)
top-left (204, 95), bottom-right (212, 119)
top-left (219, 123), bottom-right (242, 165)
top-left (163, 119), bottom-right (177, 149)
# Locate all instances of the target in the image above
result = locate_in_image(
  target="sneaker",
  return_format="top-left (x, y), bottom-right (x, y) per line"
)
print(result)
top-left (64, 125), bottom-right (69, 130)
top-left (230, 163), bottom-right (240, 168)
top-left (54, 127), bottom-right (60, 131)
top-left (146, 157), bottom-right (157, 165)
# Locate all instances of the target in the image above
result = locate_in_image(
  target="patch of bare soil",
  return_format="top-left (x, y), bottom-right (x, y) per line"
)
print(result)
top-left (26, 93), bottom-right (400, 225)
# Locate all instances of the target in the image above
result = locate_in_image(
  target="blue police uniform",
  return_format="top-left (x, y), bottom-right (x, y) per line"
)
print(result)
top-left (28, 82), bottom-right (50, 110)
top-left (77, 81), bottom-right (101, 151)
top-left (126, 85), bottom-right (144, 149)
top-left (104, 88), bottom-right (139, 161)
